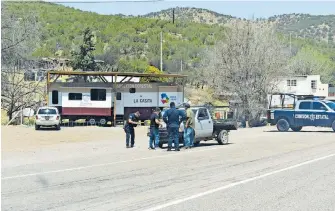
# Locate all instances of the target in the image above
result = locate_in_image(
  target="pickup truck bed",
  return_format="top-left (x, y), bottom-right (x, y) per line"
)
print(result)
top-left (148, 106), bottom-right (238, 148)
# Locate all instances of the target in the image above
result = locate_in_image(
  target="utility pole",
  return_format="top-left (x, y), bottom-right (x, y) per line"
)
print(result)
top-left (160, 31), bottom-right (163, 71)
top-left (172, 8), bottom-right (175, 24)
top-left (289, 32), bottom-right (292, 56)
top-left (180, 59), bottom-right (183, 72)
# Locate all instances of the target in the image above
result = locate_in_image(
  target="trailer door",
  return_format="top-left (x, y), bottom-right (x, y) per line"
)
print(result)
top-left (115, 92), bottom-right (124, 115)
top-left (158, 86), bottom-right (179, 107)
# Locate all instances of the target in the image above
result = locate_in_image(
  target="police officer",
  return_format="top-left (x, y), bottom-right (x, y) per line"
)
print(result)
top-left (163, 102), bottom-right (186, 151)
top-left (183, 103), bottom-right (195, 149)
top-left (148, 107), bottom-right (162, 150)
top-left (124, 111), bottom-right (140, 148)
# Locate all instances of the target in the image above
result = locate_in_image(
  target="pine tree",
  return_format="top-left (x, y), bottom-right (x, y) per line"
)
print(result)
top-left (71, 27), bottom-right (97, 71)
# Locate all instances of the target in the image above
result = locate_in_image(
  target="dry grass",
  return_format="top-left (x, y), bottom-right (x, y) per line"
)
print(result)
top-left (1, 109), bottom-right (9, 125)
top-left (185, 86), bottom-right (228, 106)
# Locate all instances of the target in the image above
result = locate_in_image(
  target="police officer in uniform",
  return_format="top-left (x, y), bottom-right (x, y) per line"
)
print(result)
top-left (163, 102), bottom-right (186, 151)
top-left (124, 111), bottom-right (140, 148)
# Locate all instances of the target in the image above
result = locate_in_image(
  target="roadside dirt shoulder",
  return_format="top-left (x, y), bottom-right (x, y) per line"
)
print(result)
top-left (1, 125), bottom-right (148, 152)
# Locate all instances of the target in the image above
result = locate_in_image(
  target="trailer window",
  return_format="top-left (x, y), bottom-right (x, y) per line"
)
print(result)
top-left (52, 90), bottom-right (58, 104)
top-left (69, 93), bottom-right (82, 100)
top-left (299, 102), bottom-right (311, 110)
top-left (129, 88), bottom-right (136, 93)
top-left (91, 89), bottom-right (106, 101)
top-left (116, 92), bottom-right (121, 100)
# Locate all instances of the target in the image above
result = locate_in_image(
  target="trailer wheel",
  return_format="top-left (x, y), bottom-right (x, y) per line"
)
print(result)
top-left (99, 118), bottom-right (107, 126)
top-left (277, 119), bottom-right (290, 132)
top-left (332, 120), bottom-right (335, 132)
top-left (290, 126), bottom-right (302, 132)
top-left (217, 130), bottom-right (229, 145)
top-left (89, 118), bottom-right (96, 125)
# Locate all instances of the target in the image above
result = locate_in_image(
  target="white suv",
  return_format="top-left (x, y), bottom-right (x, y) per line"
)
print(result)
top-left (35, 107), bottom-right (61, 130)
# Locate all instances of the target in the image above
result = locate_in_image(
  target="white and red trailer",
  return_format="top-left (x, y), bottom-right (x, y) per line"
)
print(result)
top-left (46, 71), bottom-right (186, 125)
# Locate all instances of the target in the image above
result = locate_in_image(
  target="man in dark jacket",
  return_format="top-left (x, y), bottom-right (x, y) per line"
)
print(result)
top-left (124, 111), bottom-right (140, 148)
top-left (163, 102), bottom-right (186, 151)
top-left (148, 107), bottom-right (162, 150)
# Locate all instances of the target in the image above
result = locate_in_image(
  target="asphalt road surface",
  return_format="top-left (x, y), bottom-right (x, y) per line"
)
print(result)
top-left (2, 126), bottom-right (335, 211)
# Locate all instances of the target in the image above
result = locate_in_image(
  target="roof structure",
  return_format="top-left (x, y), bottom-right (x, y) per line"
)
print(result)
top-left (47, 71), bottom-right (187, 78)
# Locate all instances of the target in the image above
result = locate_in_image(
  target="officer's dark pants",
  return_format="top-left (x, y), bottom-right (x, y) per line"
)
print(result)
top-left (168, 127), bottom-right (179, 149)
top-left (125, 126), bottom-right (135, 147)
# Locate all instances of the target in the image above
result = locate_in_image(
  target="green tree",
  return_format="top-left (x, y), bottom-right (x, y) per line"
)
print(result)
top-left (70, 27), bottom-right (97, 71)
top-left (140, 65), bottom-right (169, 82)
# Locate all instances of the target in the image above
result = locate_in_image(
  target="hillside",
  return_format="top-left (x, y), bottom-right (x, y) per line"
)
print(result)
top-left (143, 7), bottom-right (335, 44)
top-left (143, 7), bottom-right (235, 25)
top-left (268, 14), bottom-right (335, 43)
top-left (2, 2), bottom-right (226, 73)
top-left (2, 2), bottom-right (335, 77)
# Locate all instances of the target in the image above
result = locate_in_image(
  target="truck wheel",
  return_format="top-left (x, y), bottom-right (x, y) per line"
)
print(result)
top-left (332, 120), bottom-right (335, 132)
top-left (217, 130), bottom-right (229, 145)
top-left (158, 141), bottom-right (164, 148)
top-left (193, 141), bottom-right (200, 147)
top-left (277, 119), bottom-right (290, 132)
top-left (290, 126), bottom-right (302, 132)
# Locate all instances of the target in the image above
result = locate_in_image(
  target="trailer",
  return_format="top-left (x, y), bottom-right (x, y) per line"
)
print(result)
top-left (46, 71), bottom-right (187, 126)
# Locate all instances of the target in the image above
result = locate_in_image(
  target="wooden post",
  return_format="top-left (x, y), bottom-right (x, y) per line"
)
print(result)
top-left (46, 71), bottom-right (50, 105)
top-left (113, 75), bottom-right (117, 127)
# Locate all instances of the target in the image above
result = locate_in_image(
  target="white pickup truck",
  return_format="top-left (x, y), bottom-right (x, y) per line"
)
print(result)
top-left (149, 106), bottom-right (238, 148)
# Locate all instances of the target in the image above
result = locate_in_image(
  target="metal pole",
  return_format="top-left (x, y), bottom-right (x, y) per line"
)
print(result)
top-left (20, 106), bottom-right (23, 125)
top-left (289, 33), bottom-right (292, 55)
top-left (160, 31), bottom-right (163, 71)
top-left (180, 60), bottom-right (182, 72)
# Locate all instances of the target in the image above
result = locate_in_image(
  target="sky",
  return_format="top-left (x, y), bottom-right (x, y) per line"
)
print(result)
top-left (57, 1), bottom-right (335, 19)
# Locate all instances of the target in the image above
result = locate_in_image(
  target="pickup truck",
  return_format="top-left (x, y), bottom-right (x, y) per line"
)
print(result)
top-left (268, 100), bottom-right (335, 132)
top-left (148, 106), bottom-right (238, 148)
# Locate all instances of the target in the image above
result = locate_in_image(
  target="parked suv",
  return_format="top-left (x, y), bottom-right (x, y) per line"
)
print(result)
top-left (35, 107), bottom-right (61, 130)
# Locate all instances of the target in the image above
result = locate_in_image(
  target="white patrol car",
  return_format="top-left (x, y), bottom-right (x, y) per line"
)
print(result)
top-left (35, 106), bottom-right (61, 130)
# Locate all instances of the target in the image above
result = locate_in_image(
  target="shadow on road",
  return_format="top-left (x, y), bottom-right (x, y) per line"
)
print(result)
top-left (60, 122), bottom-right (112, 127)
top-left (36, 127), bottom-right (59, 131)
top-left (159, 142), bottom-right (233, 149)
top-left (264, 130), bottom-right (333, 133)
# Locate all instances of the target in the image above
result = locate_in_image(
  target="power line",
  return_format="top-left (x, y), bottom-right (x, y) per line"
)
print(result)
top-left (46, 0), bottom-right (164, 3)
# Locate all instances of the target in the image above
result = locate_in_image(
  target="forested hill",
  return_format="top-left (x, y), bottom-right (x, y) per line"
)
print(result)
top-left (143, 7), bottom-right (335, 43)
top-left (3, 2), bottom-right (226, 73)
top-left (2, 2), bottom-right (335, 75)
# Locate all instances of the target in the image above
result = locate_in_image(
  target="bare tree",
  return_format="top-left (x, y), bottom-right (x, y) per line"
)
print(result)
top-left (1, 4), bottom-right (43, 121)
top-left (1, 66), bottom-right (45, 120)
top-left (1, 4), bottom-right (40, 54)
top-left (202, 21), bottom-right (291, 125)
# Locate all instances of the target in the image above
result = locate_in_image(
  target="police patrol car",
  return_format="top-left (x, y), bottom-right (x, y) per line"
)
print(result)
top-left (268, 99), bottom-right (335, 132)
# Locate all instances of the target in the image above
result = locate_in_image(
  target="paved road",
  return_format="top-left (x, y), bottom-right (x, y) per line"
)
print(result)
top-left (2, 127), bottom-right (335, 211)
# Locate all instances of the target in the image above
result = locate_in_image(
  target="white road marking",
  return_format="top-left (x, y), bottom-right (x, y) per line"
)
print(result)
top-left (2, 146), bottom-right (225, 180)
top-left (142, 153), bottom-right (335, 211)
